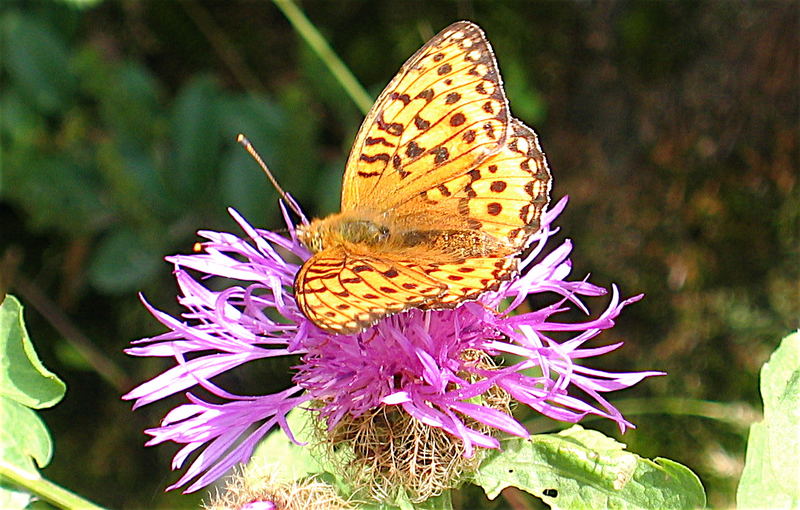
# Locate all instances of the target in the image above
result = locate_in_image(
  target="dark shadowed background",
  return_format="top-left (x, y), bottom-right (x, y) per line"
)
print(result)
top-left (1, 1), bottom-right (797, 508)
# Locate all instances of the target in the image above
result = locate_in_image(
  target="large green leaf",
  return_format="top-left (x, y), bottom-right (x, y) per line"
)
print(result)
top-left (473, 425), bottom-right (705, 509)
top-left (167, 76), bottom-right (222, 206)
top-left (87, 227), bottom-right (165, 294)
top-left (250, 406), bottom-right (326, 481)
top-left (0, 398), bottom-right (53, 472)
top-left (217, 94), bottom-right (284, 221)
top-left (0, 88), bottom-right (44, 147)
top-left (0, 296), bottom-right (63, 488)
top-left (1, 12), bottom-right (75, 114)
top-left (3, 155), bottom-right (108, 235)
top-left (0, 296), bottom-right (104, 509)
top-left (737, 331), bottom-right (800, 509)
top-left (0, 296), bottom-right (66, 408)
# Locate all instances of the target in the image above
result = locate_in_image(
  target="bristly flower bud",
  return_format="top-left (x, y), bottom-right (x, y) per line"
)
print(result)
top-left (311, 350), bottom-right (510, 503)
top-left (204, 461), bottom-right (353, 510)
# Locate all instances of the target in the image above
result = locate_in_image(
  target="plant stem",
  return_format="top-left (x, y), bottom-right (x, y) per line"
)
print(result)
top-left (13, 275), bottom-right (130, 392)
top-left (179, 0), bottom-right (265, 95)
top-left (0, 462), bottom-right (107, 510)
top-left (271, 0), bottom-right (373, 115)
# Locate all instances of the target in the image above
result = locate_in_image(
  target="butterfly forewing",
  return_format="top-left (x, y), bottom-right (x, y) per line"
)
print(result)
top-left (341, 21), bottom-right (510, 213)
top-left (292, 21), bottom-right (553, 335)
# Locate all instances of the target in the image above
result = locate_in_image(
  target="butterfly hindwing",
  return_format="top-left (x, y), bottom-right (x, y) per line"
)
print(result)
top-left (341, 21), bottom-right (510, 213)
top-left (393, 119), bottom-right (552, 252)
top-left (462, 120), bottom-right (551, 249)
top-left (294, 247), bottom-right (447, 334)
top-left (295, 246), bottom-right (518, 334)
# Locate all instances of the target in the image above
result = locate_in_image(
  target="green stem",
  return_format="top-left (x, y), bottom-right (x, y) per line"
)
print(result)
top-left (612, 397), bottom-right (759, 429)
top-left (523, 398), bottom-right (759, 434)
top-left (272, 0), bottom-right (373, 115)
top-left (0, 461), bottom-right (107, 510)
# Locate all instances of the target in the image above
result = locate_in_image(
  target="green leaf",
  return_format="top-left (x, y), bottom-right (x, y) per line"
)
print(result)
top-left (1, 12), bottom-right (75, 114)
top-left (0, 296), bottom-right (60, 486)
top-left (251, 407), bottom-right (359, 497)
top-left (217, 94), bottom-right (284, 220)
top-left (167, 76), bottom-right (222, 206)
top-left (248, 408), bottom-right (377, 505)
top-left (0, 87), bottom-right (44, 146)
top-left (473, 425), bottom-right (706, 509)
top-left (737, 331), bottom-right (800, 509)
top-left (0, 296), bottom-right (66, 408)
top-left (87, 228), bottom-right (165, 293)
top-left (250, 406), bottom-right (328, 481)
top-left (387, 490), bottom-right (452, 510)
top-left (346, 487), bottom-right (453, 510)
top-left (0, 483), bottom-right (32, 510)
top-left (3, 151), bottom-right (109, 234)
top-left (276, 83), bottom-right (323, 208)
top-left (0, 398), bottom-right (53, 471)
top-left (0, 296), bottom-right (107, 509)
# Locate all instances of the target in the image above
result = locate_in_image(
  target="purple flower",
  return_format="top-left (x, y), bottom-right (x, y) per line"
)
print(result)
top-left (122, 197), bottom-right (663, 493)
top-left (241, 503), bottom-right (276, 510)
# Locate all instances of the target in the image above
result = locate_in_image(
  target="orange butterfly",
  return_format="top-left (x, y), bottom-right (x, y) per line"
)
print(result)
top-left (271, 21), bottom-right (551, 334)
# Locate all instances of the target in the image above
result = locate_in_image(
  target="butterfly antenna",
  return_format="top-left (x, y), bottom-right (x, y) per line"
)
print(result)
top-left (236, 134), bottom-right (306, 220)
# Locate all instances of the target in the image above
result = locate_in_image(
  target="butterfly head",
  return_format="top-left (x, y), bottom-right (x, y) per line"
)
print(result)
top-left (296, 222), bottom-right (325, 253)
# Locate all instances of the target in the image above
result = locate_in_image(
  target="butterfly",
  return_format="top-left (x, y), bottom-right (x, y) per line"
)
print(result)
top-left (293, 21), bottom-right (551, 334)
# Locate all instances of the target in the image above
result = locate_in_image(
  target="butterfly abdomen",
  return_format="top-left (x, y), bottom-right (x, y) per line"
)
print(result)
top-left (398, 229), bottom-right (511, 259)
top-left (301, 211), bottom-right (512, 260)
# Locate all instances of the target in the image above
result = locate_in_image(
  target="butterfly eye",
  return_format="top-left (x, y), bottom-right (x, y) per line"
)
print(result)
top-left (310, 233), bottom-right (324, 252)
top-left (298, 226), bottom-right (325, 253)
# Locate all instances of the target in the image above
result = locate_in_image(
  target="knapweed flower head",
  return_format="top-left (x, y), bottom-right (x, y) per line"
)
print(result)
top-left (123, 196), bottom-right (662, 496)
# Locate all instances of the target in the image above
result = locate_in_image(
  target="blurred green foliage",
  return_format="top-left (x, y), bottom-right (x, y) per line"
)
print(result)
top-left (0, 1), bottom-right (797, 508)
